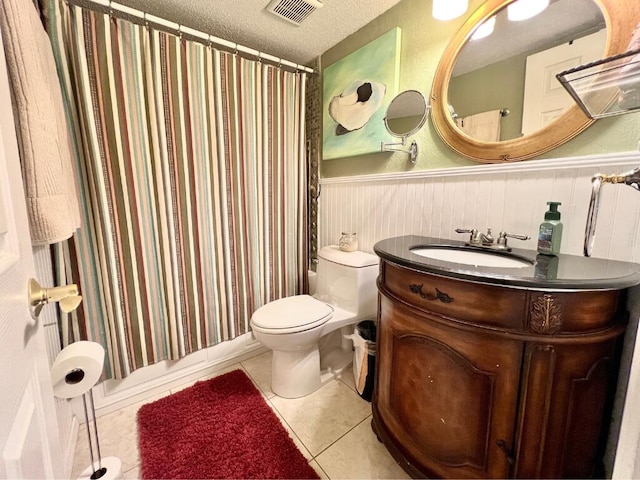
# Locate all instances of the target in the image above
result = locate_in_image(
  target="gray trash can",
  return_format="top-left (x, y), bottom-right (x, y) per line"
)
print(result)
top-left (350, 320), bottom-right (376, 401)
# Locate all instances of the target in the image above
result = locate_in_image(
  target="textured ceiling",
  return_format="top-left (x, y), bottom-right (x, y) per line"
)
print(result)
top-left (112, 0), bottom-right (405, 65)
top-left (454, 0), bottom-right (605, 76)
top-left (108, 0), bottom-right (604, 72)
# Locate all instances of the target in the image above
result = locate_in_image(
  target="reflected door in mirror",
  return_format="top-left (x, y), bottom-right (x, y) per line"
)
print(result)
top-left (522, 29), bottom-right (606, 135)
top-left (448, 0), bottom-right (606, 142)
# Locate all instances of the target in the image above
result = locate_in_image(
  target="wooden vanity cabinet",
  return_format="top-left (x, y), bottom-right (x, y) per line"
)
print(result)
top-left (375, 297), bottom-right (523, 478)
top-left (373, 260), bottom-right (626, 479)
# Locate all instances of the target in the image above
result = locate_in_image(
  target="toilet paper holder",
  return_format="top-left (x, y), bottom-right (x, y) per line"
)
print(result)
top-left (28, 278), bottom-right (83, 319)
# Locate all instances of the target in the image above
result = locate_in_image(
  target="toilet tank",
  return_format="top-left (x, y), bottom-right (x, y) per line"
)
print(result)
top-left (314, 246), bottom-right (379, 318)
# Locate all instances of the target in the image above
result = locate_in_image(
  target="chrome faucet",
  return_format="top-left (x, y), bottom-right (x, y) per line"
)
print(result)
top-left (456, 227), bottom-right (494, 245)
top-left (456, 228), bottom-right (528, 251)
top-left (456, 228), bottom-right (483, 245)
top-left (585, 167), bottom-right (640, 257)
top-left (480, 228), bottom-right (494, 245)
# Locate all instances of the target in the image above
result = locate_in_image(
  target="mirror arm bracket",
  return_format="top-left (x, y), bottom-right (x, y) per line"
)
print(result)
top-left (381, 139), bottom-right (419, 165)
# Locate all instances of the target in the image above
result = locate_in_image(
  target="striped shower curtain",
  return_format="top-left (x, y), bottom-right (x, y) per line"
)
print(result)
top-left (44, 1), bottom-right (308, 379)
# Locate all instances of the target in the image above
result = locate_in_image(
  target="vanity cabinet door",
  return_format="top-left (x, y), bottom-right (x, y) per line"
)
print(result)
top-left (374, 295), bottom-right (524, 479)
top-left (513, 336), bottom-right (622, 478)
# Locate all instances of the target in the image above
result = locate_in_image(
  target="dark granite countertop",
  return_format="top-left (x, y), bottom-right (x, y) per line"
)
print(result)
top-left (373, 235), bottom-right (640, 291)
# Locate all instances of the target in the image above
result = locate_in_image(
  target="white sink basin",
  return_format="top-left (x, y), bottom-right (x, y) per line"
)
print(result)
top-left (411, 247), bottom-right (534, 269)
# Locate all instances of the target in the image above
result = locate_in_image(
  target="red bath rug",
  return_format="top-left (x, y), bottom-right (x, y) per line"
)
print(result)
top-left (137, 369), bottom-right (319, 479)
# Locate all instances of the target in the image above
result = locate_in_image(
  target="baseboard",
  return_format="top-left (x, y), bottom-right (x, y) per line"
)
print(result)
top-left (73, 334), bottom-right (266, 420)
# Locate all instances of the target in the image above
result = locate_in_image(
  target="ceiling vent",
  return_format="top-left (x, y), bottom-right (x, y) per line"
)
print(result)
top-left (266, 0), bottom-right (323, 26)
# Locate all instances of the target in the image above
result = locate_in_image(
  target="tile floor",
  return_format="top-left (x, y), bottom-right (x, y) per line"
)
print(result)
top-left (71, 350), bottom-right (410, 479)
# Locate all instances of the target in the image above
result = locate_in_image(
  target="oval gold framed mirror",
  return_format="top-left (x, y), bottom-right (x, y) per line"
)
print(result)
top-left (430, 0), bottom-right (640, 163)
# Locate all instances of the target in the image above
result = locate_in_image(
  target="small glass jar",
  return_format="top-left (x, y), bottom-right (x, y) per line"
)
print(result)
top-left (339, 232), bottom-right (358, 252)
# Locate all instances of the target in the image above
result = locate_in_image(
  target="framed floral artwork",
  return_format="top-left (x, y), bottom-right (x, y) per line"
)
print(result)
top-left (322, 27), bottom-right (402, 160)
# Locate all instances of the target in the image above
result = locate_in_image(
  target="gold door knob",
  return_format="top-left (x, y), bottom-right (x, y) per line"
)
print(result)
top-left (28, 278), bottom-right (82, 319)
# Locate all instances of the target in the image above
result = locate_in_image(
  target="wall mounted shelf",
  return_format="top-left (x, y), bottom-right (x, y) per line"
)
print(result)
top-left (557, 48), bottom-right (640, 119)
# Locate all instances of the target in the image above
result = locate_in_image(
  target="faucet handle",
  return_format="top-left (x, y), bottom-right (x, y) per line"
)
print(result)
top-left (497, 231), bottom-right (530, 247)
top-left (455, 228), bottom-right (479, 244)
top-left (504, 232), bottom-right (529, 241)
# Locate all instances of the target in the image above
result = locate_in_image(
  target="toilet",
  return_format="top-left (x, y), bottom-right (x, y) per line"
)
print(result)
top-left (250, 245), bottom-right (379, 398)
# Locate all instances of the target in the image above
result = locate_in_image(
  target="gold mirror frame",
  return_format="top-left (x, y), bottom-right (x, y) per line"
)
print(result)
top-left (430, 0), bottom-right (640, 163)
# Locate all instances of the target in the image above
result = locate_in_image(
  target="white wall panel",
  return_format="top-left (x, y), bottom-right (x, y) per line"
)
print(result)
top-left (319, 151), bottom-right (640, 263)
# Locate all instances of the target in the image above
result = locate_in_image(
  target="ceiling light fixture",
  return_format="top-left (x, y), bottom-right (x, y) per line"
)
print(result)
top-left (507, 0), bottom-right (549, 21)
top-left (432, 0), bottom-right (468, 21)
top-left (471, 16), bottom-right (496, 40)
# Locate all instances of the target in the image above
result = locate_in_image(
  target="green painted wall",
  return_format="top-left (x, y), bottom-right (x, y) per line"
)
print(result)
top-left (449, 52), bottom-right (526, 141)
top-left (319, 0), bottom-right (640, 178)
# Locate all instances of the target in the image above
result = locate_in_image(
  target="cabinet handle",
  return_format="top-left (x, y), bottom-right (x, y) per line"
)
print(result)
top-left (496, 439), bottom-right (515, 465)
top-left (408, 284), bottom-right (454, 303)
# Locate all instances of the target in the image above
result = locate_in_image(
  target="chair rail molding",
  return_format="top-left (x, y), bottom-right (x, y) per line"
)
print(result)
top-left (319, 151), bottom-right (640, 185)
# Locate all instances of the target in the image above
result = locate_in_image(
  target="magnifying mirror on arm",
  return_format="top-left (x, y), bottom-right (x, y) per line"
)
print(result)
top-left (381, 90), bottom-right (429, 165)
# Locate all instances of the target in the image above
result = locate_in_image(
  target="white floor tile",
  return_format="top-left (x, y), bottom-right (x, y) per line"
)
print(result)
top-left (270, 379), bottom-right (372, 456)
top-left (309, 460), bottom-right (329, 479)
top-left (266, 399), bottom-right (313, 461)
top-left (315, 416), bottom-right (410, 480)
top-left (337, 364), bottom-right (357, 392)
top-left (71, 392), bottom-right (169, 478)
top-left (241, 350), bottom-right (275, 398)
top-left (123, 464), bottom-right (140, 479)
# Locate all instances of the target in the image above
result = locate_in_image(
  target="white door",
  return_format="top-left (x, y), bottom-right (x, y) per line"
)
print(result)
top-left (521, 28), bottom-right (607, 135)
top-left (0, 27), bottom-right (62, 479)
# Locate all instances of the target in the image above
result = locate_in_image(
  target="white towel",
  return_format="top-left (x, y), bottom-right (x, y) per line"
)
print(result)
top-left (458, 109), bottom-right (502, 142)
top-left (0, 0), bottom-right (81, 245)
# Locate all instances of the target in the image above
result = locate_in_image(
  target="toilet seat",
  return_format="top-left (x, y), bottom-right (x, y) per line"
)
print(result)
top-left (250, 295), bottom-right (333, 335)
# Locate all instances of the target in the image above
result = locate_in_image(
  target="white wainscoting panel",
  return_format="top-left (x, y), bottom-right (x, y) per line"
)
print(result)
top-left (319, 151), bottom-right (640, 262)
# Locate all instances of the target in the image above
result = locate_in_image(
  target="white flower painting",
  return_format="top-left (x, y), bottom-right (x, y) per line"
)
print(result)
top-left (328, 80), bottom-right (386, 134)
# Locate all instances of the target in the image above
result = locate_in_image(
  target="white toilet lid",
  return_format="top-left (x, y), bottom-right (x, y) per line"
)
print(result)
top-left (250, 295), bottom-right (333, 332)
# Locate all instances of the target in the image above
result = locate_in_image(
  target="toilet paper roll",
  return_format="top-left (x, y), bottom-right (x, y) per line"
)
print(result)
top-left (51, 341), bottom-right (105, 399)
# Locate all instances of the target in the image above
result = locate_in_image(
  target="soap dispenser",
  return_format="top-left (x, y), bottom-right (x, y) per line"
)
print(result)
top-left (537, 202), bottom-right (563, 255)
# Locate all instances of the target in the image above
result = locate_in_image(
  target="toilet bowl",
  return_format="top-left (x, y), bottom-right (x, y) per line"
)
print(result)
top-left (250, 245), bottom-right (379, 398)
